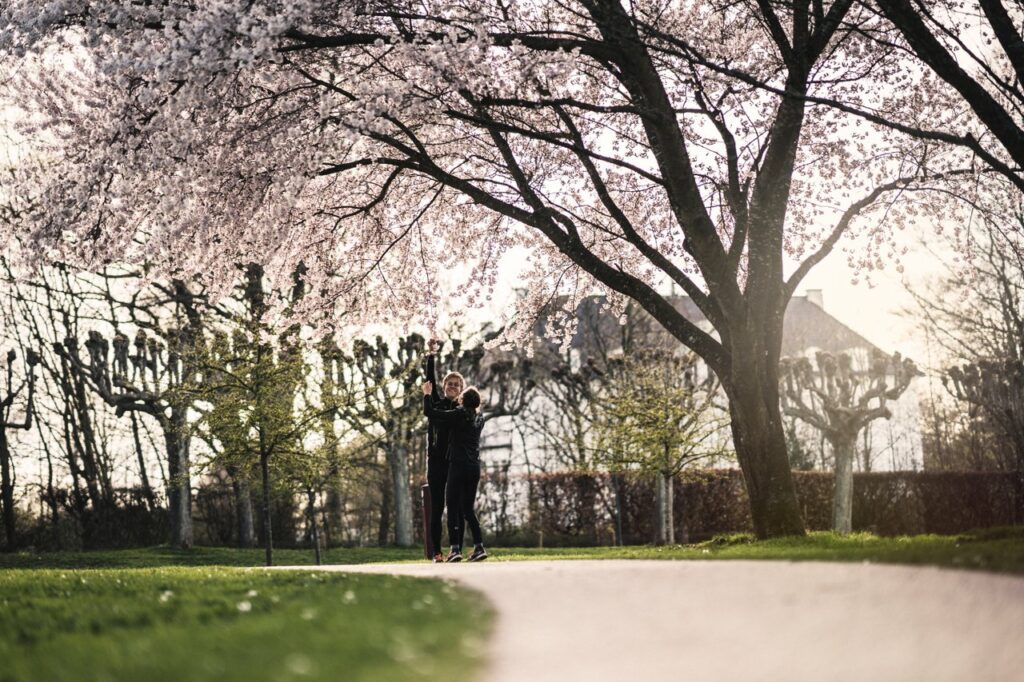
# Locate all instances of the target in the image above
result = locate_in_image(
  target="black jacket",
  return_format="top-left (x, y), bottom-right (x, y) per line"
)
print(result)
top-left (425, 353), bottom-right (457, 461)
top-left (423, 396), bottom-right (485, 466)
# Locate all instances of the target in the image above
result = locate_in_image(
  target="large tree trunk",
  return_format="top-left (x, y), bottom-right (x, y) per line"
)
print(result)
top-left (164, 409), bottom-right (193, 549)
top-left (386, 442), bottom-right (414, 547)
top-left (0, 430), bottom-right (16, 551)
top-left (831, 434), bottom-right (857, 534)
top-left (726, 335), bottom-right (806, 539)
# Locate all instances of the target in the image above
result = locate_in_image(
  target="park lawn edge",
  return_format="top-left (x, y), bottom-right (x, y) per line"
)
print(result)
top-left (2, 526), bottom-right (1023, 575)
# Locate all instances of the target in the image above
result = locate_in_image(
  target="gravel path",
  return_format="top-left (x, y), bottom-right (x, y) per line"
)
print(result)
top-left (284, 560), bottom-right (1024, 682)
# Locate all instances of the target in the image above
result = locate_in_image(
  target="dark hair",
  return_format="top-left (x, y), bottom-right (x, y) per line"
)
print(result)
top-left (460, 386), bottom-right (481, 414)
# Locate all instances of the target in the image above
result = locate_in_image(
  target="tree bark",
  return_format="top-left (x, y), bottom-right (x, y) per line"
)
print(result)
top-left (666, 471), bottom-right (675, 545)
top-left (0, 430), bottom-right (16, 551)
top-left (611, 472), bottom-right (624, 547)
top-left (129, 412), bottom-right (157, 511)
top-left (164, 408), bottom-right (193, 549)
top-left (726, 334), bottom-right (806, 539)
top-left (260, 450), bottom-right (273, 566)
top-left (654, 471), bottom-right (667, 545)
top-left (231, 474), bottom-right (256, 549)
top-left (386, 442), bottom-right (414, 547)
top-left (831, 434), bottom-right (857, 534)
top-left (307, 489), bottom-right (322, 566)
top-left (377, 473), bottom-right (391, 547)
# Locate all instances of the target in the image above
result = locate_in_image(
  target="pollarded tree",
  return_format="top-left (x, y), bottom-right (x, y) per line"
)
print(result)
top-left (53, 278), bottom-right (206, 549)
top-left (0, 2), bottom-right (970, 536)
top-left (779, 350), bottom-right (919, 532)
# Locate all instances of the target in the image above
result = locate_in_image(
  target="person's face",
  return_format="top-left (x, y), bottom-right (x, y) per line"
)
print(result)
top-left (443, 376), bottom-right (463, 400)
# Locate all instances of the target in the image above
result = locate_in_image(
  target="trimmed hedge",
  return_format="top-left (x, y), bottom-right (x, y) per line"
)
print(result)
top-left (471, 469), bottom-right (1023, 545)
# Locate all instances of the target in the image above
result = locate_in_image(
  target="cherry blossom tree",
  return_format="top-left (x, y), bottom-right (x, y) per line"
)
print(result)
top-left (0, 1), bottom-right (974, 537)
top-left (871, 0), bottom-right (1024, 190)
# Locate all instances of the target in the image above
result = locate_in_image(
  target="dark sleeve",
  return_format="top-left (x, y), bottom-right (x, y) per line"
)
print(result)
top-left (426, 353), bottom-right (441, 401)
top-left (423, 396), bottom-right (462, 422)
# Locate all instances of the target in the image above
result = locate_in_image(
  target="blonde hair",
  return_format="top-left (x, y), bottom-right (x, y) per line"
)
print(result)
top-left (442, 371), bottom-right (465, 390)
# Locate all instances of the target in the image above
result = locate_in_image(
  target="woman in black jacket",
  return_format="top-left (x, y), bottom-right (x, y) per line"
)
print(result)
top-left (424, 348), bottom-right (464, 563)
top-left (422, 380), bottom-right (488, 562)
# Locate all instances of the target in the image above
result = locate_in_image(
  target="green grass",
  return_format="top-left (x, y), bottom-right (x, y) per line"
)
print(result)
top-left (0, 545), bottom-right (423, 570)
top-left (0, 567), bottom-right (491, 682)
top-left (489, 526), bottom-right (1024, 575)
top-left (2, 526), bottom-right (1022, 574)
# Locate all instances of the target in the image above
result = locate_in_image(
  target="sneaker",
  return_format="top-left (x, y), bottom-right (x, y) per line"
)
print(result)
top-left (468, 546), bottom-right (488, 562)
top-left (431, 552), bottom-right (445, 563)
top-left (445, 549), bottom-right (463, 563)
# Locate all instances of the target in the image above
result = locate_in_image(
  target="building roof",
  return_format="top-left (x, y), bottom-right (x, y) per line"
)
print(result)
top-left (538, 291), bottom-right (885, 359)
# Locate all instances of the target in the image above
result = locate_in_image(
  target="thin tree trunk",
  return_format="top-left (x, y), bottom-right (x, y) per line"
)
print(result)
top-left (832, 435), bottom-right (857, 534)
top-left (378, 472), bottom-right (391, 547)
top-left (260, 450), bottom-right (273, 567)
top-left (130, 412), bottom-right (157, 511)
top-left (611, 473), bottom-right (624, 547)
top-left (677, 475), bottom-right (690, 544)
top-left (231, 474), bottom-right (256, 549)
top-left (654, 472), bottom-right (667, 546)
top-left (0, 430), bottom-right (16, 551)
top-left (164, 410), bottom-right (193, 549)
top-left (387, 442), bottom-right (414, 547)
top-left (666, 471), bottom-right (675, 545)
top-left (307, 489), bottom-right (322, 566)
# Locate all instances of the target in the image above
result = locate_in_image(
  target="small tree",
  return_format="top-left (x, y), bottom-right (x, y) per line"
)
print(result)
top-left (595, 351), bottom-right (728, 544)
top-left (779, 350), bottom-right (919, 533)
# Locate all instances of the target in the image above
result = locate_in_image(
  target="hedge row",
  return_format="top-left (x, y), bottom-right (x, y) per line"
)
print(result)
top-left (472, 469), bottom-right (1024, 545)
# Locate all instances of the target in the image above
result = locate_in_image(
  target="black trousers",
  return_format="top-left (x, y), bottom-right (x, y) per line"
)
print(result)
top-left (446, 460), bottom-right (482, 549)
top-left (427, 457), bottom-right (448, 555)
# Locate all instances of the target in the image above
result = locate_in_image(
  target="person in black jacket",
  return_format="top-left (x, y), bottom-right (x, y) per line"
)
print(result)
top-left (422, 380), bottom-right (488, 563)
top-left (424, 346), bottom-right (464, 563)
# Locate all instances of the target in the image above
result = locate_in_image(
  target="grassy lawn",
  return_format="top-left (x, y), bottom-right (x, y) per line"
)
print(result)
top-left (1, 529), bottom-right (1019, 682)
top-left (0, 567), bottom-right (491, 682)
top-left (1, 526), bottom-right (1022, 574)
top-left (494, 526), bottom-right (1024, 575)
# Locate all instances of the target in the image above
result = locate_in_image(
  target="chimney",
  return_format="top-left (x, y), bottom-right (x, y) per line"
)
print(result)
top-left (806, 289), bottom-right (824, 309)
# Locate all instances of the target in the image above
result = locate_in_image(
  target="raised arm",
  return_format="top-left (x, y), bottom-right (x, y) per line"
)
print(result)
top-left (426, 343), bottom-right (441, 402)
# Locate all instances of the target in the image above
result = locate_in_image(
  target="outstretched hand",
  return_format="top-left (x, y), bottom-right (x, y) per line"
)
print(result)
top-left (421, 381), bottom-right (433, 395)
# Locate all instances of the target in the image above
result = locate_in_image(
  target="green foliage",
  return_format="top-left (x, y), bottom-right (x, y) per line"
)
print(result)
top-left (593, 351), bottom-right (729, 476)
top-left (0, 567), bottom-right (491, 682)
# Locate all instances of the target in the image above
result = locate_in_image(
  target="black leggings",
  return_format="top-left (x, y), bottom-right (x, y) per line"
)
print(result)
top-left (446, 461), bottom-right (482, 549)
top-left (426, 458), bottom-right (448, 555)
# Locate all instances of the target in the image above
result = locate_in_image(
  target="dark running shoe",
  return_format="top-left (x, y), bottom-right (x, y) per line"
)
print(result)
top-left (445, 549), bottom-right (463, 563)
top-left (432, 553), bottom-right (445, 563)
top-left (468, 546), bottom-right (488, 562)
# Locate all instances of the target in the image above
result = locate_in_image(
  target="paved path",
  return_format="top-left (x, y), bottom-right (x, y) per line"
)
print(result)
top-left (281, 560), bottom-right (1024, 681)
